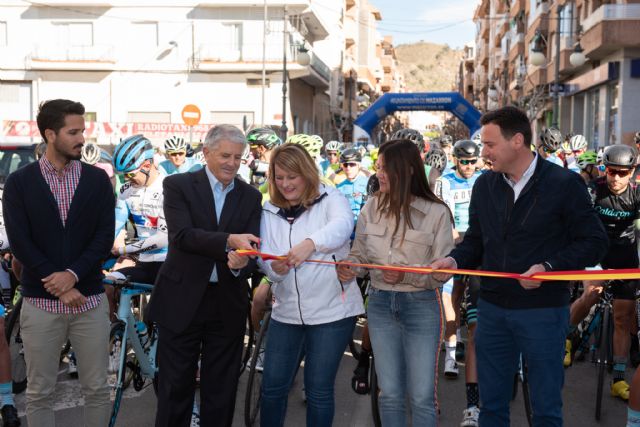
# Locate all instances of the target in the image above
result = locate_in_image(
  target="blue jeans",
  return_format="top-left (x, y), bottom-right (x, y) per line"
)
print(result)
top-left (367, 289), bottom-right (442, 427)
top-left (260, 316), bottom-right (356, 427)
top-left (475, 299), bottom-right (569, 427)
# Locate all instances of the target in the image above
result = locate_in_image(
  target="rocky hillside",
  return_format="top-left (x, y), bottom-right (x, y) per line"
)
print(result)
top-left (395, 42), bottom-right (464, 92)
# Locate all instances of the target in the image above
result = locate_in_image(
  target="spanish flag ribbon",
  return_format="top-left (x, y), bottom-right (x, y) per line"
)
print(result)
top-left (236, 249), bottom-right (640, 282)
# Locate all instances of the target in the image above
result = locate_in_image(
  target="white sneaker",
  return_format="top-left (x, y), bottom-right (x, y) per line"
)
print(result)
top-left (67, 353), bottom-right (78, 377)
top-left (255, 347), bottom-right (265, 372)
top-left (460, 406), bottom-right (480, 427)
top-left (444, 357), bottom-right (459, 378)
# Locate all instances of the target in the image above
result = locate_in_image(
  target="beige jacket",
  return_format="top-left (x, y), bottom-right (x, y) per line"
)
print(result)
top-left (348, 196), bottom-right (455, 292)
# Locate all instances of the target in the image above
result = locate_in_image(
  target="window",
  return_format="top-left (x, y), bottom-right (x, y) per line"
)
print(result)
top-left (54, 22), bottom-right (93, 47)
top-left (132, 22), bottom-right (158, 47)
top-left (0, 22), bottom-right (6, 47)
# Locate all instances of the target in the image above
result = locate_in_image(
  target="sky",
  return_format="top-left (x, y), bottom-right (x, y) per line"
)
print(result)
top-left (369, 0), bottom-right (478, 48)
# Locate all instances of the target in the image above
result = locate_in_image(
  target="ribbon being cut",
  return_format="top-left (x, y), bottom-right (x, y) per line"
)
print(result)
top-left (236, 249), bottom-right (640, 282)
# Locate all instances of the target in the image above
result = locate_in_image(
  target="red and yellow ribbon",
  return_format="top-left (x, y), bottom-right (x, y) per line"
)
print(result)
top-left (236, 249), bottom-right (640, 282)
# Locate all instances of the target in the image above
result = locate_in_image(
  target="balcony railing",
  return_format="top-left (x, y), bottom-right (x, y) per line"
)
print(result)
top-left (30, 44), bottom-right (115, 63)
top-left (582, 4), bottom-right (640, 33)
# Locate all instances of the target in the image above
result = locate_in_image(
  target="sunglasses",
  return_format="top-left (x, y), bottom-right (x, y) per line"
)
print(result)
top-left (597, 164), bottom-right (606, 172)
top-left (124, 169), bottom-right (139, 179)
top-left (459, 159), bottom-right (478, 165)
top-left (342, 162), bottom-right (358, 168)
top-left (606, 168), bottom-right (632, 177)
top-left (167, 151), bottom-right (186, 156)
top-left (327, 152), bottom-right (339, 157)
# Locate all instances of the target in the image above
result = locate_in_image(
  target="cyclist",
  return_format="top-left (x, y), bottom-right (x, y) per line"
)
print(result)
top-left (0, 245), bottom-right (20, 426)
top-left (566, 134), bottom-right (588, 173)
top-left (334, 149), bottom-right (371, 220)
top-left (576, 150), bottom-right (601, 184)
top-left (565, 144), bottom-right (640, 401)
top-left (158, 136), bottom-right (202, 175)
top-left (320, 141), bottom-right (343, 176)
top-left (424, 147), bottom-right (448, 190)
top-left (286, 133), bottom-right (324, 170)
top-left (81, 142), bottom-right (114, 179)
top-left (246, 127), bottom-right (281, 187)
top-left (537, 128), bottom-right (565, 167)
top-left (440, 134), bottom-right (455, 169)
top-left (108, 135), bottom-right (168, 319)
top-left (435, 140), bottom-right (481, 380)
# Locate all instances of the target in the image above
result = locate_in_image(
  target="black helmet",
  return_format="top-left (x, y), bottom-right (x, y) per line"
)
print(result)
top-left (603, 145), bottom-right (637, 168)
top-left (453, 140), bottom-right (480, 158)
top-left (425, 148), bottom-right (447, 173)
top-left (247, 127), bottom-right (282, 149)
top-left (340, 148), bottom-right (361, 163)
top-left (391, 128), bottom-right (425, 151)
top-left (539, 128), bottom-right (563, 152)
top-left (185, 143), bottom-right (194, 157)
top-left (440, 135), bottom-right (453, 147)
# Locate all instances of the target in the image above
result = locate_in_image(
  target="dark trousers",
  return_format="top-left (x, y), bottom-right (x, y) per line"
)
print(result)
top-left (476, 298), bottom-right (569, 427)
top-left (155, 286), bottom-right (244, 427)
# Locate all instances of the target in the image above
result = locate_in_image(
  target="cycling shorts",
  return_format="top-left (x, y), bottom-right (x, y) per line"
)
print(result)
top-left (109, 261), bottom-right (163, 286)
top-left (464, 276), bottom-right (480, 326)
top-left (599, 244), bottom-right (638, 300)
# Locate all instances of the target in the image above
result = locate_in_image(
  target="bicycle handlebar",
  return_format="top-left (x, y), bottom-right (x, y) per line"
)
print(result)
top-left (102, 278), bottom-right (153, 292)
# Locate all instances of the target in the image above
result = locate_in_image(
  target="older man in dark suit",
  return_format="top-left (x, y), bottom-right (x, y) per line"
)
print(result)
top-left (151, 124), bottom-right (262, 427)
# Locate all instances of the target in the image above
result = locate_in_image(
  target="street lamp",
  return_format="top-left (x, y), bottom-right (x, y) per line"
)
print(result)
top-left (280, 6), bottom-right (313, 140)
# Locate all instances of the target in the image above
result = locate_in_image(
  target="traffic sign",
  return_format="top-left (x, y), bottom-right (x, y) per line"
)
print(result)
top-left (181, 104), bottom-right (201, 126)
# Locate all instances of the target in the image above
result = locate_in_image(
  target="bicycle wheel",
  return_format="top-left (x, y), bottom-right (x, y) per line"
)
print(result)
top-left (521, 359), bottom-right (533, 427)
top-left (240, 305), bottom-right (255, 376)
top-left (244, 311), bottom-right (271, 427)
top-left (595, 306), bottom-right (612, 421)
top-left (4, 297), bottom-right (26, 394)
top-left (108, 322), bottom-right (135, 427)
top-left (370, 355), bottom-right (381, 427)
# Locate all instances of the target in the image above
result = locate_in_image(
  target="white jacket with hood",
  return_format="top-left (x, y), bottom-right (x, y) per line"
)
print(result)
top-left (258, 184), bottom-right (365, 325)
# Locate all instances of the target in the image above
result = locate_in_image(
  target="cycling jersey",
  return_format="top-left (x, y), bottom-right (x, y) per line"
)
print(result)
top-left (545, 154), bottom-right (565, 167)
top-left (319, 159), bottom-right (340, 177)
top-left (434, 169), bottom-right (481, 232)
top-left (335, 174), bottom-right (369, 223)
top-left (588, 176), bottom-right (640, 246)
top-left (158, 157), bottom-right (202, 175)
top-left (115, 175), bottom-right (168, 262)
top-left (565, 157), bottom-right (580, 174)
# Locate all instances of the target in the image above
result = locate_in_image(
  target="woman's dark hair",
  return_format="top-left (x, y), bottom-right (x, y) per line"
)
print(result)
top-left (36, 99), bottom-right (85, 143)
top-left (376, 139), bottom-right (451, 238)
top-left (480, 105), bottom-right (532, 147)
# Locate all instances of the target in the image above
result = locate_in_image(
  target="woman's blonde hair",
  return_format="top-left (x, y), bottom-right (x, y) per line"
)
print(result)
top-left (268, 143), bottom-right (320, 208)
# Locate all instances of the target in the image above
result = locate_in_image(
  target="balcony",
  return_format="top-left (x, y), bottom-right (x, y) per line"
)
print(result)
top-left (509, 33), bottom-right (525, 62)
top-left (477, 42), bottom-right (489, 66)
top-left (580, 4), bottom-right (640, 59)
top-left (509, 0), bottom-right (525, 18)
top-left (28, 44), bottom-right (115, 70)
top-left (344, 15), bottom-right (357, 48)
top-left (381, 55), bottom-right (393, 73)
top-left (480, 18), bottom-right (490, 39)
top-left (526, 65), bottom-right (547, 91)
top-left (528, 0), bottom-right (550, 28)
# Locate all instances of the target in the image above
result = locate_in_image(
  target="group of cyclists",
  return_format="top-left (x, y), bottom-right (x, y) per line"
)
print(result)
top-left (2, 117), bottom-right (640, 427)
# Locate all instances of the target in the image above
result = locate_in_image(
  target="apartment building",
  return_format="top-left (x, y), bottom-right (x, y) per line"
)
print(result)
top-left (466, 0), bottom-right (640, 147)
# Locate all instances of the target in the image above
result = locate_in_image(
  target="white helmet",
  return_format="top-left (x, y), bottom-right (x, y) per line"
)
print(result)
top-left (164, 136), bottom-right (187, 153)
top-left (325, 140), bottom-right (342, 152)
top-left (194, 151), bottom-right (206, 165)
top-left (81, 142), bottom-right (101, 165)
top-left (569, 134), bottom-right (588, 151)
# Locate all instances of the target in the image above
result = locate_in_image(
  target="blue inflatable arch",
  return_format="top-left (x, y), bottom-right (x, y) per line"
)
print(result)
top-left (353, 92), bottom-right (482, 144)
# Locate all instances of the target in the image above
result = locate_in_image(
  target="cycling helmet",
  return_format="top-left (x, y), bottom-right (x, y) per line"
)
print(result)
top-left (194, 151), bottom-right (206, 165)
top-left (370, 148), bottom-right (379, 164)
top-left (113, 134), bottom-right (154, 173)
top-left (634, 131), bottom-right (640, 144)
top-left (247, 127), bottom-right (281, 149)
top-left (453, 140), bottom-right (480, 159)
top-left (424, 148), bottom-right (448, 173)
top-left (391, 128), bottom-right (425, 151)
top-left (241, 144), bottom-right (251, 162)
top-left (325, 140), bottom-right (342, 152)
top-left (340, 148), bottom-right (362, 163)
top-left (186, 144), bottom-right (195, 157)
top-left (81, 142), bottom-right (101, 165)
top-left (561, 141), bottom-right (572, 155)
top-left (286, 134), bottom-right (322, 158)
top-left (472, 132), bottom-right (482, 145)
top-left (34, 142), bottom-right (47, 160)
top-left (602, 144), bottom-right (636, 168)
top-left (440, 135), bottom-right (453, 147)
top-left (164, 136), bottom-right (187, 153)
top-left (569, 134), bottom-right (588, 152)
top-left (539, 128), bottom-right (563, 152)
top-left (311, 135), bottom-right (324, 146)
top-left (575, 150), bottom-right (598, 170)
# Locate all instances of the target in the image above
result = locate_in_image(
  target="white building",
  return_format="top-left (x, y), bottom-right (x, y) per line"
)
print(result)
top-left (0, 0), bottom-right (343, 145)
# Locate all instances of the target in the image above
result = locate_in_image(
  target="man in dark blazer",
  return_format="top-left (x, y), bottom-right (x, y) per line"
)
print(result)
top-left (151, 124), bottom-right (262, 427)
top-left (3, 99), bottom-right (115, 427)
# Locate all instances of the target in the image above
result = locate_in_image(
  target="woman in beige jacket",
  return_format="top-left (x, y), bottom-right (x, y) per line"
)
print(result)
top-left (338, 139), bottom-right (454, 427)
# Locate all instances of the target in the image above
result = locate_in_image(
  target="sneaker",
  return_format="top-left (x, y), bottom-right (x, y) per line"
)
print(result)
top-left (455, 341), bottom-right (466, 363)
top-left (460, 405), bottom-right (480, 427)
top-left (67, 353), bottom-right (78, 378)
top-left (563, 339), bottom-right (572, 368)
top-left (255, 347), bottom-right (265, 373)
top-left (0, 405), bottom-right (20, 427)
top-left (190, 412), bottom-right (200, 427)
top-left (351, 352), bottom-right (371, 394)
top-left (611, 380), bottom-right (630, 401)
top-left (444, 357), bottom-right (459, 379)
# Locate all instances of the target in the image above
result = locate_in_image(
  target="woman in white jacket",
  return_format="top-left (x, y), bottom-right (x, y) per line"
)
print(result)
top-left (258, 143), bottom-right (364, 427)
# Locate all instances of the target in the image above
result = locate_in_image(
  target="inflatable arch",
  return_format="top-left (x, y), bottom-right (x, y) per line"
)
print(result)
top-left (353, 92), bottom-right (482, 144)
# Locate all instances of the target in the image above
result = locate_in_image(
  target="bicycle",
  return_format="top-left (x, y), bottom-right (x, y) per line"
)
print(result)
top-left (570, 279), bottom-right (616, 421)
top-left (244, 308), bottom-right (271, 427)
top-left (511, 353), bottom-right (533, 426)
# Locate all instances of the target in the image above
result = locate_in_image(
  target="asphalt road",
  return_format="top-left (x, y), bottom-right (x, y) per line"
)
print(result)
top-left (11, 320), bottom-right (628, 426)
